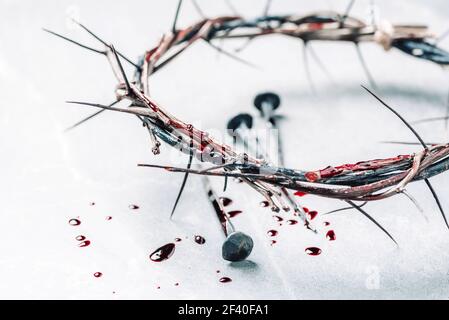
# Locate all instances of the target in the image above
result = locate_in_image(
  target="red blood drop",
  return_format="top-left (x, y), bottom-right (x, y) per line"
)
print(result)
top-left (174, 283), bottom-right (179, 286)
top-left (216, 270), bottom-right (221, 273)
top-left (287, 219), bottom-right (298, 225)
top-left (174, 238), bottom-right (182, 242)
top-left (106, 216), bottom-right (112, 220)
top-left (68, 218), bottom-right (81, 226)
top-left (305, 247), bottom-right (322, 256)
top-left (219, 197), bottom-right (232, 207)
top-left (149, 243), bottom-right (176, 262)
top-left (129, 204), bottom-right (140, 210)
top-left (302, 207), bottom-right (309, 213)
top-left (326, 230), bottom-right (336, 241)
top-left (75, 235), bottom-right (86, 241)
top-left (308, 211), bottom-right (318, 220)
top-left (228, 210), bottom-right (242, 218)
top-left (294, 191), bottom-right (307, 197)
top-left (267, 230), bottom-right (278, 237)
top-left (270, 240), bottom-right (277, 246)
top-left (78, 240), bottom-right (91, 247)
top-left (260, 201), bottom-right (269, 208)
top-left (194, 235), bottom-right (206, 244)
top-left (272, 215), bottom-right (283, 222)
top-left (93, 272), bottom-right (102, 278)
top-left (219, 277), bottom-right (232, 283)
top-left (90, 202), bottom-right (95, 206)
top-left (323, 221), bottom-right (330, 226)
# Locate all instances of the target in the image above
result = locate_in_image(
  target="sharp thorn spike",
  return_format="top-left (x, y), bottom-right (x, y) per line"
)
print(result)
top-left (361, 85), bottom-right (427, 149)
top-left (71, 19), bottom-right (141, 71)
top-left (64, 100), bottom-right (119, 132)
top-left (323, 201), bottom-right (367, 215)
top-left (204, 40), bottom-right (259, 69)
top-left (346, 200), bottom-right (398, 246)
top-left (303, 42), bottom-right (316, 94)
top-left (424, 178), bottom-right (449, 229)
top-left (43, 28), bottom-right (105, 55)
top-left (355, 44), bottom-right (378, 90)
top-left (172, 0), bottom-right (183, 33)
top-left (110, 45), bottom-right (131, 93)
top-left (170, 135), bottom-right (194, 219)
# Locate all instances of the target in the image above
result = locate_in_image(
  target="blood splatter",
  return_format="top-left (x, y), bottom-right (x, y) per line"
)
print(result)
top-left (78, 240), bottom-right (91, 247)
top-left (294, 191), bottom-right (307, 197)
top-left (219, 277), bottom-right (232, 283)
top-left (323, 221), bottom-right (330, 226)
top-left (326, 230), bottom-right (336, 241)
top-left (129, 204), bottom-right (140, 210)
top-left (260, 201), bottom-right (269, 208)
top-left (106, 216), bottom-right (112, 221)
top-left (267, 230), bottom-right (278, 237)
top-left (194, 235), bottom-right (206, 244)
top-left (93, 272), bottom-right (102, 278)
top-left (305, 247), bottom-right (322, 256)
top-left (174, 238), bottom-right (182, 242)
top-left (228, 210), bottom-right (242, 218)
top-left (75, 235), bottom-right (86, 241)
top-left (287, 219), bottom-right (298, 225)
top-left (272, 215), bottom-right (283, 222)
top-left (219, 197), bottom-right (232, 207)
top-left (270, 240), bottom-right (277, 246)
top-left (149, 243), bottom-right (176, 262)
top-left (68, 218), bottom-right (81, 226)
top-left (89, 202), bottom-right (95, 206)
top-left (308, 211), bottom-right (318, 220)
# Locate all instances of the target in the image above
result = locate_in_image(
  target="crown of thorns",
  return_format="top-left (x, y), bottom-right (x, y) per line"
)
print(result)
top-left (45, 0), bottom-right (449, 243)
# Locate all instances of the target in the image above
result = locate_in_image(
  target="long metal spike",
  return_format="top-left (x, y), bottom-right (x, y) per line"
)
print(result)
top-left (355, 44), bottom-right (378, 90)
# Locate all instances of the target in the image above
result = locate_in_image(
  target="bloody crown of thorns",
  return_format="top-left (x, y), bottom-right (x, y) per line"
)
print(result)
top-left (45, 0), bottom-right (449, 243)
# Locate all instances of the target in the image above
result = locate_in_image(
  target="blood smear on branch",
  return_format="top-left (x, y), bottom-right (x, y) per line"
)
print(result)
top-left (294, 191), bottom-right (307, 197)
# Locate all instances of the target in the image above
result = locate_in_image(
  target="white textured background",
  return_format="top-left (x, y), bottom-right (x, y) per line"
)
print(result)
top-left (1, 0), bottom-right (449, 299)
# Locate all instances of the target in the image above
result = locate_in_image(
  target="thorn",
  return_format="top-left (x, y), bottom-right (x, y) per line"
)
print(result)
top-left (323, 201), bottom-right (367, 215)
top-left (71, 19), bottom-right (142, 71)
top-left (191, 0), bottom-right (206, 19)
top-left (110, 45), bottom-right (131, 93)
top-left (424, 178), bottom-right (449, 229)
top-left (204, 40), bottom-right (259, 69)
top-left (64, 100), bottom-right (119, 132)
top-left (402, 190), bottom-right (428, 222)
top-left (340, 0), bottom-right (355, 26)
top-left (170, 134), bottom-right (194, 219)
top-left (172, 0), bottom-right (183, 33)
top-left (361, 85), bottom-right (427, 149)
top-left (380, 141), bottom-right (439, 146)
top-left (225, 0), bottom-right (239, 16)
top-left (43, 28), bottom-right (105, 55)
top-left (411, 116), bottom-right (449, 125)
top-left (223, 176), bottom-right (228, 192)
top-left (303, 42), bottom-right (316, 94)
top-left (346, 200), bottom-right (398, 246)
top-left (263, 0), bottom-right (273, 16)
top-left (308, 43), bottom-right (336, 85)
top-left (355, 44), bottom-right (378, 90)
